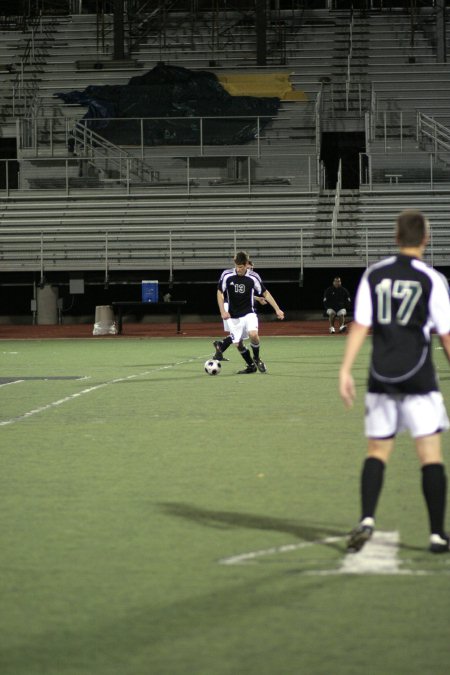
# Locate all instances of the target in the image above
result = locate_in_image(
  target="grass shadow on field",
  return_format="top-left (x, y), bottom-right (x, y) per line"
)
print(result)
top-left (159, 502), bottom-right (344, 549)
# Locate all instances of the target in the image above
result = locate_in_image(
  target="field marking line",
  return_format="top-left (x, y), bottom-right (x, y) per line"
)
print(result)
top-left (218, 536), bottom-right (343, 565)
top-left (0, 356), bottom-right (201, 427)
top-left (219, 531), bottom-right (448, 575)
top-left (0, 380), bottom-right (24, 388)
top-left (339, 530), bottom-right (401, 574)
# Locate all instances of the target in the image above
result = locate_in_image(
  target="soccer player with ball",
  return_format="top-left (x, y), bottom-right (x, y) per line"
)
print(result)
top-left (340, 210), bottom-right (450, 554)
top-left (215, 251), bottom-right (284, 374)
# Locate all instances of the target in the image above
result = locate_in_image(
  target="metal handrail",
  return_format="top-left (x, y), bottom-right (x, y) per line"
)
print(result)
top-left (0, 222), bottom-right (314, 278)
top-left (417, 112), bottom-right (450, 154)
top-left (0, 152), bottom-right (320, 197)
top-left (71, 120), bottom-right (158, 184)
top-left (359, 150), bottom-right (445, 191)
top-left (20, 113), bottom-right (300, 158)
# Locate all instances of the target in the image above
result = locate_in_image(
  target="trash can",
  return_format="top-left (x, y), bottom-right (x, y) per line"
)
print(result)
top-left (93, 305), bottom-right (117, 335)
top-left (36, 284), bottom-right (58, 325)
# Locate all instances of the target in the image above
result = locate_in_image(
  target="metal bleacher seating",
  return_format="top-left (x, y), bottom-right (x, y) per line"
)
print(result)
top-left (1, 4), bottom-right (450, 279)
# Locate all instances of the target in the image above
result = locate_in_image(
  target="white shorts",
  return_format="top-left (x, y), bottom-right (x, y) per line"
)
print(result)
top-left (228, 313), bottom-right (259, 344)
top-left (365, 392), bottom-right (450, 439)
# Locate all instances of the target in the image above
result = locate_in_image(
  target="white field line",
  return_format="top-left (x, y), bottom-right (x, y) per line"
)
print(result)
top-left (218, 536), bottom-right (343, 565)
top-left (307, 531), bottom-right (431, 576)
top-left (0, 357), bottom-right (201, 427)
top-left (219, 531), bottom-right (448, 575)
top-left (0, 379), bottom-right (24, 388)
top-left (339, 530), bottom-right (401, 574)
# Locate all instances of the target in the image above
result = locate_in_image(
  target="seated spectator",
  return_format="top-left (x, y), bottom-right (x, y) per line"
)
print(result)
top-left (323, 276), bottom-right (351, 334)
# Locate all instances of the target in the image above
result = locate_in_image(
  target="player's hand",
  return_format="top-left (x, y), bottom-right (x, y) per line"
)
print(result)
top-left (221, 311), bottom-right (230, 320)
top-left (339, 371), bottom-right (355, 408)
top-left (276, 309), bottom-right (285, 320)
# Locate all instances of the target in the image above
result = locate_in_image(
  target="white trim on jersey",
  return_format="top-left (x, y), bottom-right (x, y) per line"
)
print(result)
top-left (354, 256), bottom-right (450, 336)
top-left (371, 345), bottom-right (429, 383)
top-left (419, 259), bottom-right (450, 335)
top-left (354, 257), bottom-right (396, 327)
top-left (220, 270), bottom-right (263, 295)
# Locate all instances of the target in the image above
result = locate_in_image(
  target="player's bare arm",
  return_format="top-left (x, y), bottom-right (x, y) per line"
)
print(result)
top-left (217, 289), bottom-right (230, 319)
top-left (339, 321), bottom-right (370, 408)
top-left (262, 291), bottom-right (284, 320)
top-left (439, 332), bottom-right (450, 363)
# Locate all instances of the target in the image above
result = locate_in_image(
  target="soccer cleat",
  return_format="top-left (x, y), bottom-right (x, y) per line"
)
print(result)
top-left (347, 521), bottom-right (374, 553)
top-left (339, 324), bottom-right (347, 333)
top-left (237, 364), bottom-right (257, 374)
top-left (212, 340), bottom-right (229, 362)
top-left (429, 533), bottom-right (450, 554)
top-left (254, 358), bottom-right (267, 373)
top-left (329, 327), bottom-right (335, 334)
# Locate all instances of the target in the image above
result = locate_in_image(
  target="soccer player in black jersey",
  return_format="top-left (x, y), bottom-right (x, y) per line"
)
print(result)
top-left (339, 210), bottom-right (450, 554)
top-left (212, 258), bottom-right (266, 362)
top-left (216, 251), bottom-right (284, 374)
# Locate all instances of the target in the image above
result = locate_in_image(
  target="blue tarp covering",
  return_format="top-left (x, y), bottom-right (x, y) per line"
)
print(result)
top-left (55, 63), bottom-right (281, 145)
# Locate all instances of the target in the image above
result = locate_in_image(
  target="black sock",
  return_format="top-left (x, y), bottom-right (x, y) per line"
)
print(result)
top-left (239, 347), bottom-right (254, 366)
top-left (422, 463), bottom-right (447, 536)
top-left (221, 336), bottom-right (232, 352)
top-left (360, 457), bottom-right (385, 520)
top-left (251, 342), bottom-right (260, 360)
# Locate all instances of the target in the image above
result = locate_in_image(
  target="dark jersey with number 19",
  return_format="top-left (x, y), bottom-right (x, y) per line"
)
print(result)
top-left (354, 254), bottom-right (450, 394)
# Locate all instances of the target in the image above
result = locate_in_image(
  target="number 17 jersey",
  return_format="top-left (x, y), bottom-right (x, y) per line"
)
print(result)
top-left (354, 254), bottom-right (450, 394)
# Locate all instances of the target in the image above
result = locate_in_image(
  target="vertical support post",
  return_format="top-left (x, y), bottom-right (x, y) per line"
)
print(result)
top-left (300, 229), bottom-right (303, 281)
top-left (436, 3), bottom-right (446, 62)
top-left (187, 156), bottom-right (190, 195)
top-left (365, 229), bottom-right (369, 268)
top-left (255, 0), bottom-right (267, 66)
top-left (200, 117), bottom-right (203, 156)
top-left (400, 111), bottom-right (403, 152)
top-left (113, 0), bottom-right (125, 60)
top-left (40, 231), bottom-right (44, 286)
top-left (257, 116), bottom-right (261, 158)
top-left (105, 231), bottom-right (109, 286)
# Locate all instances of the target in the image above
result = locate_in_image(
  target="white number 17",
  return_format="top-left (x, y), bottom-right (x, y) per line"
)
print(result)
top-left (375, 279), bottom-right (422, 325)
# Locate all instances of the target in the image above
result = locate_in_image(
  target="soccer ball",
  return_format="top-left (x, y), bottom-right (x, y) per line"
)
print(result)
top-left (204, 359), bottom-right (222, 376)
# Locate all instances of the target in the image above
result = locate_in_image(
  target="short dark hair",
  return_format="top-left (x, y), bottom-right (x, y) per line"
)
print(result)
top-left (234, 251), bottom-right (249, 265)
top-left (396, 210), bottom-right (428, 247)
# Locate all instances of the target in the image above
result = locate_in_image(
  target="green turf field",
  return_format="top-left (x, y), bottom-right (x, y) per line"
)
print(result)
top-left (1, 336), bottom-right (450, 675)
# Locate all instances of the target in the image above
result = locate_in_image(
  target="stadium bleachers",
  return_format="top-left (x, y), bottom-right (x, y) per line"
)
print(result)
top-left (1, 4), bottom-right (450, 283)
